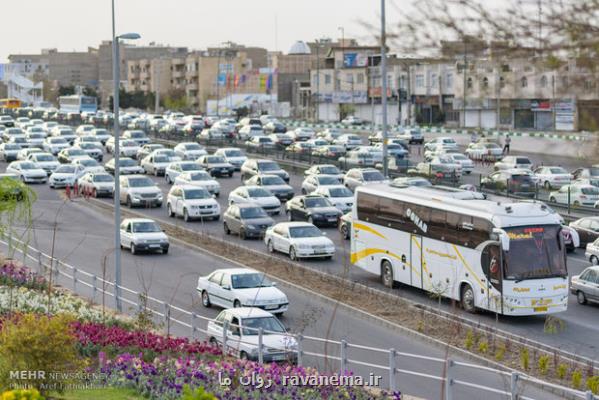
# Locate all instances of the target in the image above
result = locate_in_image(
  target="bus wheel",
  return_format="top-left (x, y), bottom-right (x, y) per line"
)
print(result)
top-left (460, 284), bottom-right (476, 313)
top-left (381, 260), bottom-right (394, 288)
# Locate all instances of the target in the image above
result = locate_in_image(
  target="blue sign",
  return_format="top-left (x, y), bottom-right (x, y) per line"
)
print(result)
top-left (343, 53), bottom-right (357, 67)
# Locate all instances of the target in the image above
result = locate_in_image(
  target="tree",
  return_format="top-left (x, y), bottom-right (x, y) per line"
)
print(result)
top-left (58, 85), bottom-right (75, 97)
top-left (82, 86), bottom-right (101, 107)
top-left (163, 88), bottom-right (189, 112)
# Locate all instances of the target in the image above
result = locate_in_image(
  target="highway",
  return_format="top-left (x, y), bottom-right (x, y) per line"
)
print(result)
top-left (2, 176), bottom-right (566, 400)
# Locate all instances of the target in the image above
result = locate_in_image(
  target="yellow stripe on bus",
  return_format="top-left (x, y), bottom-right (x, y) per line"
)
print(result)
top-left (353, 222), bottom-right (387, 240)
top-left (452, 245), bottom-right (487, 294)
top-left (350, 248), bottom-right (421, 276)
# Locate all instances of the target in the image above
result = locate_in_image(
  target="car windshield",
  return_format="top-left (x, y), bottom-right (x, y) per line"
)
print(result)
top-left (59, 130), bottom-right (74, 136)
top-left (154, 155), bottom-right (169, 163)
top-left (320, 166), bottom-right (340, 175)
top-left (120, 159), bottom-right (137, 167)
top-left (262, 176), bottom-right (285, 185)
top-left (29, 133), bottom-right (44, 138)
top-left (94, 175), bottom-right (113, 182)
top-left (225, 150), bottom-right (243, 157)
top-left (241, 316), bottom-right (286, 336)
top-left (317, 176), bottom-right (340, 185)
top-left (206, 156), bottom-right (226, 163)
top-left (158, 150), bottom-right (176, 157)
top-left (131, 222), bottom-right (161, 233)
top-left (69, 149), bottom-right (86, 156)
top-left (184, 189), bottom-right (210, 199)
top-left (231, 273), bottom-right (273, 289)
top-left (363, 171), bottom-right (385, 181)
top-left (188, 172), bottom-right (211, 181)
top-left (36, 155), bottom-right (54, 161)
top-left (20, 162), bottom-right (37, 170)
top-left (240, 207), bottom-right (268, 219)
top-left (590, 167), bottom-right (599, 177)
top-left (329, 187), bottom-right (353, 197)
top-left (511, 175), bottom-right (533, 184)
top-left (453, 155), bottom-right (468, 161)
top-left (581, 187), bottom-right (599, 195)
top-left (4, 144), bottom-right (20, 150)
top-left (50, 138), bottom-right (67, 144)
top-left (487, 143), bottom-right (501, 149)
top-left (121, 140), bottom-right (137, 147)
top-left (305, 197), bottom-right (332, 208)
top-left (248, 188), bottom-right (272, 197)
top-left (549, 167), bottom-right (567, 174)
top-left (128, 178), bottom-right (154, 187)
top-left (129, 132), bottom-right (145, 138)
top-left (258, 162), bottom-right (279, 171)
top-left (79, 143), bottom-right (95, 149)
top-left (180, 163), bottom-right (201, 171)
top-left (516, 158), bottom-right (531, 164)
top-left (55, 165), bottom-right (75, 173)
top-left (79, 159), bottom-right (98, 167)
top-left (503, 225), bottom-right (567, 280)
top-left (184, 144), bottom-right (201, 150)
top-left (93, 129), bottom-right (108, 135)
top-left (289, 226), bottom-right (322, 238)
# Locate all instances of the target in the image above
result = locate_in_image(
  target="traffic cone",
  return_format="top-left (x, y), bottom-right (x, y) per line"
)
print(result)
top-left (73, 182), bottom-right (79, 197)
top-left (65, 184), bottom-right (71, 200)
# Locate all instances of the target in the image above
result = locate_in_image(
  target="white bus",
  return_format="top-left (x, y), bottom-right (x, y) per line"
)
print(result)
top-left (351, 184), bottom-right (579, 316)
top-left (58, 95), bottom-right (97, 114)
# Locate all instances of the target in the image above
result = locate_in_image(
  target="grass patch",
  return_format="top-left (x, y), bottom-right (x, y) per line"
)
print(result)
top-left (54, 387), bottom-right (143, 400)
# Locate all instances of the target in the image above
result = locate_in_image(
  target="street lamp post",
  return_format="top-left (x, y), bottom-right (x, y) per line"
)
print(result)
top-left (111, 0), bottom-right (141, 312)
top-left (381, 0), bottom-right (389, 177)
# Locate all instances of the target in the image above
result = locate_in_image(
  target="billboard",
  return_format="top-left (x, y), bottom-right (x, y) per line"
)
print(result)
top-left (316, 91), bottom-right (368, 104)
top-left (343, 53), bottom-right (368, 68)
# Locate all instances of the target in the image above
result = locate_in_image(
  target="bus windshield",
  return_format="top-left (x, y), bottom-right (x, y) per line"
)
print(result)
top-left (503, 225), bottom-right (566, 281)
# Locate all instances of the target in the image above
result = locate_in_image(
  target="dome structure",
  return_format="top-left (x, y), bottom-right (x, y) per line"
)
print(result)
top-left (288, 41), bottom-right (311, 55)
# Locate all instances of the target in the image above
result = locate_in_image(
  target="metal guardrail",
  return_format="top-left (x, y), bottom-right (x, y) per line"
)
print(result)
top-left (1, 235), bottom-right (596, 400)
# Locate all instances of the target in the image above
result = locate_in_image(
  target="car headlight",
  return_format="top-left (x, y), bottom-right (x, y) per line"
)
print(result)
top-left (310, 213), bottom-right (323, 219)
top-left (246, 224), bottom-right (258, 230)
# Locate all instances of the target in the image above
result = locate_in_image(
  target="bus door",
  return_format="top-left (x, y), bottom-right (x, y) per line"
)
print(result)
top-left (410, 234), bottom-right (424, 289)
top-left (481, 243), bottom-right (503, 312)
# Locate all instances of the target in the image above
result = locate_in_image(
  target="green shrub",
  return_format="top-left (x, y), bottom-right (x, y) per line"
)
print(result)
top-left (495, 342), bottom-right (506, 361)
top-left (520, 348), bottom-right (529, 370)
top-left (572, 370), bottom-right (582, 389)
top-left (587, 376), bottom-right (599, 395)
top-left (465, 329), bottom-right (474, 350)
top-left (0, 389), bottom-right (43, 400)
top-left (181, 385), bottom-right (217, 400)
top-left (478, 340), bottom-right (488, 354)
top-left (557, 363), bottom-right (568, 380)
top-left (538, 355), bottom-right (550, 375)
top-left (0, 314), bottom-right (83, 394)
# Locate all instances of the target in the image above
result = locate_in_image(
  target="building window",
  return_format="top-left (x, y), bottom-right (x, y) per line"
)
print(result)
top-left (482, 76), bottom-right (489, 88)
top-left (561, 76), bottom-right (568, 88)
top-left (357, 73), bottom-right (364, 84)
top-left (499, 76), bottom-right (505, 88)
top-left (585, 79), bottom-right (595, 91)
top-left (466, 77), bottom-right (473, 89)
top-left (446, 73), bottom-right (453, 89)
top-left (540, 75), bottom-right (548, 88)
top-left (415, 74), bottom-right (424, 88)
top-left (324, 74), bottom-right (331, 85)
top-left (431, 74), bottom-right (437, 85)
top-left (521, 77), bottom-right (528, 88)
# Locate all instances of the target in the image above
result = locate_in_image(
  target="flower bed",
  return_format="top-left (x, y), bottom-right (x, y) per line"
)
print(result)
top-left (101, 353), bottom-right (401, 400)
top-left (0, 261), bottom-right (47, 291)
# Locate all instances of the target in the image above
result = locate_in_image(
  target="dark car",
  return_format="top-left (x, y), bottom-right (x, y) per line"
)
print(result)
top-left (223, 203), bottom-right (275, 239)
top-left (285, 195), bottom-right (342, 227)
top-left (569, 217), bottom-right (599, 248)
top-left (480, 170), bottom-right (536, 197)
top-left (263, 121), bottom-right (287, 133)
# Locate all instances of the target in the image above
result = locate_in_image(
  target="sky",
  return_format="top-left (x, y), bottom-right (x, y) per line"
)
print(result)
top-left (1, 0), bottom-right (402, 62)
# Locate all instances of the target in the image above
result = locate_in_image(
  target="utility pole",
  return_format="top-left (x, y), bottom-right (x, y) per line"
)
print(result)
top-left (216, 49), bottom-right (222, 118)
top-left (315, 40), bottom-right (320, 122)
top-left (154, 59), bottom-right (161, 114)
top-left (462, 39), bottom-right (468, 128)
top-left (381, 0), bottom-right (389, 177)
top-left (111, 0), bottom-right (121, 313)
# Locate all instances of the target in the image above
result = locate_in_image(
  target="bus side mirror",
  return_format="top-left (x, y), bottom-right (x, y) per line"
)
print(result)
top-left (562, 226), bottom-right (580, 248)
top-left (493, 228), bottom-right (510, 252)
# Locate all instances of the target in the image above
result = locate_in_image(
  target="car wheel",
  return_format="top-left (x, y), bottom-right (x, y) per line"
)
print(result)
top-left (287, 211), bottom-right (293, 221)
top-left (126, 196), bottom-right (133, 208)
top-left (228, 172), bottom-right (233, 178)
top-left (289, 246), bottom-right (298, 261)
top-left (201, 290), bottom-right (211, 307)
top-left (130, 243), bottom-right (137, 255)
top-left (239, 351), bottom-right (249, 360)
top-left (544, 181), bottom-right (551, 190)
top-left (209, 337), bottom-right (218, 346)
top-left (301, 188), bottom-right (306, 195)
top-left (307, 216), bottom-right (314, 225)
top-left (549, 196), bottom-right (556, 203)
top-left (167, 204), bottom-right (174, 218)
top-left (381, 260), bottom-right (394, 288)
top-left (240, 229), bottom-right (247, 240)
top-left (460, 284), bottom-right (476, 313)
top-left (233, 300), bottom-right (241, 308)
top-left (573, 200), bottom-right (580, 207)
top-left (223, 222), bottom-right (231, 235)
top-left (267, 240), bottom-right (275, 253)
top-left (162, 247), bottom-right (169, 255)
top-left (154, 169), bottom-right (158, 177)
top-left (577, 291), bottom-right (587, 305)
top-left (340, 223), bottom-right (349, 239)
top-left (183, 208), bottom-right (191, 222)
top-left (591, 256), bottom-right (599, 265)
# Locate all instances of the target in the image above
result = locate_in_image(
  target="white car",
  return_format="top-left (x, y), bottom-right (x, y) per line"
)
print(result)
top-left (26, 131), bottom-right (47, 148)
top-left (244, 174), bottom-right (294, 202)
top-left (494, 155), bottom-right (533, 171)
top-left (334, 134), bottom-right (363, 149)
top-left (533, 166), bottom-right (572, 189)
top-left (465, 142), bottom-right (503, 160)
top-left (264, 222), bottom-right (335, 260)
top-left (288, 127), bottom-right (316, 142)
top-left (301, 174), bottom-right (342, 194)
top-left (75, 125), bottom-right (95, 136)
top-left (197, 268), bottom-right (288, 314)
top-left (341, 116), bottom-right (363, 125)
top-left (77, 172), bottom-right (115, 197)
top-left (51, 127), bottom-right (77, 144)
top-left (237, 125), bottom-right (264, 140)
top-left (343, 168), bottom-right (389, 192)
top-left (119, 176), bottom-right (163, 208)
top-left (549, 184), bottom-right (599, 207)
top-left (319, 128), bottom-right (344, 143)
top-left (42, 137), bottom-right (69, 155)
top-left (17, 147), bottom-right (43, 161)
top-left (164, 161), bottom-right (204, 184)
top-left (6, 161), bottom-right (47, 184)
top-left (246, 135), bottom-right (275, 150)
top-left (122, 130), bottom-right (150, 146)
top-left (27, 152), bottom-right (60, 175)
top-left (0, 143), bottom-right (21, 162)
top-left (119, 218), bottom-right (169, 255)
top-left (372, 142), bottom-right (409, 159)
top-left (446, 153), bottom-right (474, 174)
top-left (423, 137), bottom-right (459, 152)
top-left (166, 185), bottom-right (220, 222)
top-left (118, 140), bottom-right (141, 158)
top-left (90, 128), bottom-right (111, 145)
top-left (49, 164), bottom-right (86, 188)
top-left (303, 164), bottom-right (344, 181)
top-left (424, 144), bottom-right (462, 160)
top-left (228, 186), bottom-right (281, 215)
top-left (199, 127), bottom-right (225, 140)
top-left (206, 307), bottom-right (297, 362)
top-left (313, 185), bottom-right (354, 214)
top-left (213, 148), bottom-right (247, 171)
top-left (173, 142), bottom-right (207, 160)
top-left (137, 143), bottom-right (165, 161)
top-left (74, 142), bottom-right (103, 161)
top-left (104, 157), bottom-right (145, 175)
top-left (71, 158), bottom-right (106, 175)
top-left (141, 153), bottom-right (173, 176)
top-left (73, 136), bottom-right (104, 151)
top-left (2, 127), bottom-right (26, 143)
top-left (174, 171), bottom-right (221, 196)
top-left (416, 156), bottom-right (463, 178)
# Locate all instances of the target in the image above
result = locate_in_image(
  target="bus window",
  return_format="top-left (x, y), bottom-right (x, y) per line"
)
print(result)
top-left (378, 198), bottom-right (406, 229)
top-left (357, 192), bottom-right (379, 223)
top-left (481, 243), bottom-right (502, 290)
top-left (428, 209), bottom-right (447, 241)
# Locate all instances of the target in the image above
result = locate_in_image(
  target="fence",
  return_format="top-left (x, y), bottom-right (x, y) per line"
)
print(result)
top-left (0, 235), bottom-right (596, 400)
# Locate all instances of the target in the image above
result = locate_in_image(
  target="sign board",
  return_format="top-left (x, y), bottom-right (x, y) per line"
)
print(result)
top-left (343, 53), bottom-right (368, 68)
top-left (531, 100), bottom-right (552, 111)
top-left (555, 99), bottom-right (575, 131)
top-left (368, 87), bottom-right (392, 98)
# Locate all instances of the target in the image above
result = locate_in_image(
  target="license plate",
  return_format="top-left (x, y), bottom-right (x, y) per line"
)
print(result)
top-left (328, 218), bottom-right (337, 222)
top-left (149, 244), bottom-right (160, 248)
top-left (265, 305), bottom-right (278, 310)
top-left (271, 354), bottom-right (286, 361)
top-left (201, 211), bottom-right (212, 214)
top-left (533, 306), bottom-right (548, 312)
